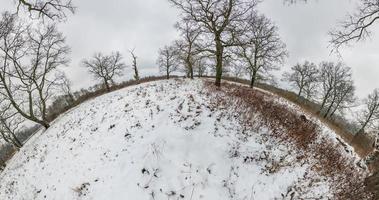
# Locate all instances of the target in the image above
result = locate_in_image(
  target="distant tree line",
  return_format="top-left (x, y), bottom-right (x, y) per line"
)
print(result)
top-left (283, 60), bottom-right (379, 138)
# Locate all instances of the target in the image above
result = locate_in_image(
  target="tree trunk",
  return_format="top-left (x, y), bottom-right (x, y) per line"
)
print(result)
top-left (320, 89), bottom-right (332, 111)
top-left (104, 79), bottom-right (110, 92)
top-left (357, 111), bottom-right (375, 134)
top-left (40, 120), bottom-right (50, 129)
top-left (188, 61), bottom-right (193, 79)
top-left (329, 99), bottom-right (344, 118)
top-left (323, 104), bottom-right (333, 118)
top-left (10, 132), bottom-right (22, 148)
top-left (134, 66), bottom-right (139, 81)
top-left (68, 93), bottom-right (75, 103)
top-left (10, 138), bottom-right (22, 149)
top-left (297, 87), bottom-right (303, 98)
top-left (214, 36), bottom-right (223, 87)
top-left (323, 94), bottom-right (337, 118)
top-left (250, 71), bottom-right (257, 88)
top-left (189, 64), bottom-right (194, 79)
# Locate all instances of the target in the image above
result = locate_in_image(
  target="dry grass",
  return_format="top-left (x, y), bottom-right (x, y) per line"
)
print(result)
top-left (204, 81), bottom-right (372, 199)
top-left (217, 76), bottom-right (375, 159)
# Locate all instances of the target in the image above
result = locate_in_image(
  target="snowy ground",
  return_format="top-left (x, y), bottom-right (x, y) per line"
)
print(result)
top-left (0, 79), bottom-right (361, 199)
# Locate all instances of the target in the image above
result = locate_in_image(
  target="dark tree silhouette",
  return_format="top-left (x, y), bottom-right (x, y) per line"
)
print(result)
top-left (168, 0), bottom-right (259, 86)
top-left (174, 21), bottom-right (202, 79)
top-left (157, 44), bottom-right (178, 79)
top-left (235, 13), bottom-right (287, 88)
top-left (129, 49), bottom-right (140, 81)
top-left (357, 89), bottom-right (379, 134)
top-left (14, 0), bottom-right (75, 20)
top-left (0, 13), bottom-right (70, 129)
top-left (318, 62), bottom-right (355, 118)
top-left (283, 61), bottom-right (318, 99)
top-left (82, 52), bottom-right (126, 92)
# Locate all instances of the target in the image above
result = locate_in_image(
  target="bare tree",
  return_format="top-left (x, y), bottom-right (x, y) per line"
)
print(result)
top-left (175, 21), bottom-right (202, 79)
top-left (157, 44), bottom-right (178, 79)
top-left (57, 72), bottom-right (74, 103)
top-left (193, 54), bottom-right (212, 77)
top-left (327, 79), bottom-right (356, 118)
top-left (318, 62), bottom-right (355, 118)
top-left (357, 89), bottom-right (379, 134)
top-left (283, 61), bottom-right (318, 99)
top-left (0, 13), bottom-right (70, 129)
top-left (129, 49), bottom-right (140, 81)
top-left (14, 0), bottom-right (75, 20)
top-left (228, 59), bottom-right (245, 78)
top-left (0, 103), bottom-right (23, 149)
top-left (330, 0), bottom-right (379, 51)
top-left (82, 51), bottom-right (126, 92)
top-left (235, 13), bottom-right (287, 88)
top-left (169, 0), bottom-right (259, 86)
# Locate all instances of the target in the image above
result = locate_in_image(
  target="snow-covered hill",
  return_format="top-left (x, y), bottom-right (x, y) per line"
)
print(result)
top-left (0, 79), bottom-right (367, 199)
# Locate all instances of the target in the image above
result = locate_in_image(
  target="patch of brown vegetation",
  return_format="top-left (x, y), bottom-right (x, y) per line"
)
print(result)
top-left (204, 81), bottom-right (372, 199)
top-left (219, 76), bottom-right (375, 159)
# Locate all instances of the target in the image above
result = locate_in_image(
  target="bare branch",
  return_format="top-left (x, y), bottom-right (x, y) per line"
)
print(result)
top-left (330, 0), bottom-right (379, 51)
top-left (15, 0), bottom-right (75, 21)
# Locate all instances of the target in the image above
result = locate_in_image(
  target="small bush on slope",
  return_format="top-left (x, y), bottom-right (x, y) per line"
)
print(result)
top-left (204, 81), bottom-right (372, 199)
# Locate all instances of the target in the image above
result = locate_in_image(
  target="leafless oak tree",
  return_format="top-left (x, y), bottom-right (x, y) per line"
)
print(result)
top-left (283, 61), bottom-right (318, 99)
top-left (327, 79), bottom-right (355, 118)
top-left (174, 21), bottom-right (202, 79)
top-left (318, 62), bottom-right (355, 118)
top-left (129, 49), bottom-right (140, 81)
top-left (235, 13), bottom-right (287, 88)
top-left (357, 89), bottom-right (379, 134)
top-left (82, 51), bottom-right (126, 92)
top-left (192, 54), bottom-right (212, 77)
top-left (157, 44), bottom-right (178, 79)
top-left (227, 59), bottom-right (244, 78)
top-left (0, 13), bottom-right (70, 129)
top-left (14, 0), bottom-right (75, 20)
top-left (57, 72), bottom-right (74, 103)
top-left (168, 0), bottom-right (259, 86)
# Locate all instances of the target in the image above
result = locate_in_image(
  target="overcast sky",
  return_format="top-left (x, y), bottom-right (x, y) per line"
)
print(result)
top-left (1, 0), bottom-right (379, 99)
